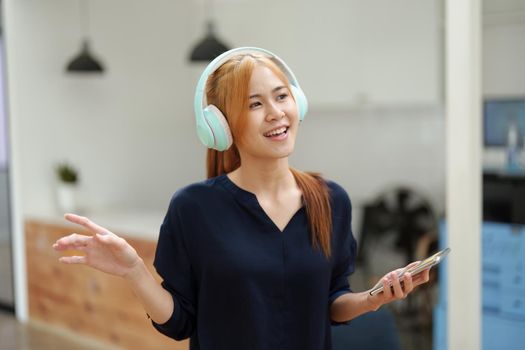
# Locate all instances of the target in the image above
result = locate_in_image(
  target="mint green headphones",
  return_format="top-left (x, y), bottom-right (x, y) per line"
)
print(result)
top-left (194, 47), bottom-right (308, 151)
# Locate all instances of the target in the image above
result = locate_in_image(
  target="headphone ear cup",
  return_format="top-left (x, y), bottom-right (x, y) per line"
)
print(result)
top-left (203, 105), bottom-right (233, 151)
top-left (196, 121), bottom-right (214, 149)
top-left (290, 85), bottom-right (308, 122)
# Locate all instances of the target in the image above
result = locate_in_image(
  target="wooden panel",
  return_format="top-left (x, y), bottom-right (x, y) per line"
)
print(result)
top-left (26, 219), bottom-right (189, 350)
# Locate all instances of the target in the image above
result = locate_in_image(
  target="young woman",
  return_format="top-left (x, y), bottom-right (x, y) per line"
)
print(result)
top-left (53, 47), bottom-right (430, 350)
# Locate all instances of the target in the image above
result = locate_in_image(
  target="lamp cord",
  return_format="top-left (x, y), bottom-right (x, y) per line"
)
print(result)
top-left (79, 0), bottom-right (90, 40)
top-left (204, 0), bottom-right (214, 25)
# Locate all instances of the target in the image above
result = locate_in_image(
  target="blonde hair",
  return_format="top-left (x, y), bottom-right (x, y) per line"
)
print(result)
top-left (205, 53), bottom-right (332, 257)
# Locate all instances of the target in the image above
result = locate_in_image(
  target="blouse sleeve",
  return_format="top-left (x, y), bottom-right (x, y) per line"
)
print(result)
top-left (151, 192), bottom-right (197, 340)
top-left (328, 186), bottom-right (357, 325)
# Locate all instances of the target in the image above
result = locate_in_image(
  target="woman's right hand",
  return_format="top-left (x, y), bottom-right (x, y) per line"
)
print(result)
top-left (53, 213), bottom-right (142, 278)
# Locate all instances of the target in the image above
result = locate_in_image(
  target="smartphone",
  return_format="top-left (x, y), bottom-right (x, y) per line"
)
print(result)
top-left (368, 247), bottom-right (451, 296)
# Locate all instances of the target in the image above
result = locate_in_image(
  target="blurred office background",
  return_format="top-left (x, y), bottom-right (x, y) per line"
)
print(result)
top-left (0, 0), bottom-right (524, 349)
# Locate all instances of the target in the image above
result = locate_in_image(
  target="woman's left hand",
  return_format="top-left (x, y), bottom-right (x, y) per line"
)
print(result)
top-left (367, 261), bottom-right (430, 310)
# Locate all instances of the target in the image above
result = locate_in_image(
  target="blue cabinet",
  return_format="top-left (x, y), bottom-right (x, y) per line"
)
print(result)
top-left (433, 222), bottom-right (525, 350)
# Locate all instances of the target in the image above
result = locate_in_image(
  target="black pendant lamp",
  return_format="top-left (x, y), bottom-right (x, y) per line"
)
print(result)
top-left (66, 39), bottom-right (104, 73)
top-left (189, 20), bottom-right (230, 62)
top-left (66, 0), bottom-right (105, 74)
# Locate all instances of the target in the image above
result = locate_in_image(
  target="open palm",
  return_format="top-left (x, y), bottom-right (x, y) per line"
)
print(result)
top-left (53, 213), bottom-right (141, 277)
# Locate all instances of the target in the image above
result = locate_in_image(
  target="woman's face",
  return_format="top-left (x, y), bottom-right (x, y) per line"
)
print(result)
top-left (235, 64), bottom-right (299, 161)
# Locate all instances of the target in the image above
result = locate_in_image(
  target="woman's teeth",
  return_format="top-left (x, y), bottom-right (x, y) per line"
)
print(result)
top-left (264, 127), bottom-right (287, 137)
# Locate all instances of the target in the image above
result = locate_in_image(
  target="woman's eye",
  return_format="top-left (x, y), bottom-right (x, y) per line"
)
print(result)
top-left (277, 93), bottom-right (288, 101)
top-left (249, 101), bottom-right (261, 109)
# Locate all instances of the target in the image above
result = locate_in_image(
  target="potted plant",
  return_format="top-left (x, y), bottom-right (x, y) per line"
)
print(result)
top-left (55, 162), bottom-right (79, 213)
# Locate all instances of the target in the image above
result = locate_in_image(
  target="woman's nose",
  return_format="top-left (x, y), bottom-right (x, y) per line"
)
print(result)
top-left (266, 102), bottom-right (285, 121)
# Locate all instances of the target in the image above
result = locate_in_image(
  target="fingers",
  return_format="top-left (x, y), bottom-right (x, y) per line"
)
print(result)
top-left (400, 261), bottom-right (420, 276)
top-left (382, 276), bottom-right (392, 299)
top-left (397, 262), bottom-right (415, 276)
top-left (406, 261), bottom-right (421, 269)
top-left (58, 255), bottom-right (87, 264)
top-left (383, 272), bottom-right (414, 300)
top-left (53, 233), bottom-right (91, 251)
top-left (376, 263), bottom-right (430, 305)
top-left (390, 272), bottom-right (405, 299)
top-left (412, 268), bottom-right (431, 286)
top-left (422, 268), bottom-right (430, 282)
top-left (403, 273), bottom-right (414, 294)
top-left (64, 213), bottom-right (108, 234)
top-left (94, 232), bottom-right (127, 250)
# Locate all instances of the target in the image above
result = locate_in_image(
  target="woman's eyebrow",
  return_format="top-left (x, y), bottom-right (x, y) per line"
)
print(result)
top-left (249, 86), bottom-right (287, 99)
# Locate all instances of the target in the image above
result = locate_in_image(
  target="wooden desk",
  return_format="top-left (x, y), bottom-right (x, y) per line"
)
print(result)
top-left (25, 218), bottom-right (189, 350)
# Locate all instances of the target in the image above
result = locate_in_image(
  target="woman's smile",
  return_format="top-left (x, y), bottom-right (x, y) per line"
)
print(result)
top-left (263, 126), bottom-right (290, 140)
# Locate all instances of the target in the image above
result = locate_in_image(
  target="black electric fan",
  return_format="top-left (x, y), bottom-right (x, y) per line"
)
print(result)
top-left (357, 186), bottom-right (437, 268)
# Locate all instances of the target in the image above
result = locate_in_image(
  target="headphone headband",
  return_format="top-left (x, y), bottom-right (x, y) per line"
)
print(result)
top-left (195, 47), bottom-right (302, 110)
top-left (194, 47), bottom-right (308, 151)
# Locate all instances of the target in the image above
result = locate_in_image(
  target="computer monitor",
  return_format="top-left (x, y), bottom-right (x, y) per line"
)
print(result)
top-left (484, 98), bottom-right (525, 147)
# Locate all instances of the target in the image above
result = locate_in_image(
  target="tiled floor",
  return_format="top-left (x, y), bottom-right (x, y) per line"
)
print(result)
top-left (0, 311), bottom-right (115, 350)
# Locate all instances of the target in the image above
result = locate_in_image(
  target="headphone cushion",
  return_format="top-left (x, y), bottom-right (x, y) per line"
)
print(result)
top-left (203, 105), bottom-right (233, 151)
top-left (290, 85), bottom-right (308, 122)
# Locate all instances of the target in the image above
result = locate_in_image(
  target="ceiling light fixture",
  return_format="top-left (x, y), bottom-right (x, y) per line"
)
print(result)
top-left (189, 0), bottom-right (231, 62)
top-left (66, 0), bottom-right (105, 74)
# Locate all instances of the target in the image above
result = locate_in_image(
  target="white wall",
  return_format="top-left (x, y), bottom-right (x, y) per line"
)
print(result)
top-left (482, 2), bottom-right (525, 167)
top-left (4, 0), bottom-right (444, 228)
top-left (5, 0), bottom-right (201, 216)
top-left (293, 106), bottom-right (445, 228)
top-left (483, 22), bottom-right (525, 97)
top-left (216, 0), bottom-right (441, 109)
top-left (483, 0), bottom-right (525, 97)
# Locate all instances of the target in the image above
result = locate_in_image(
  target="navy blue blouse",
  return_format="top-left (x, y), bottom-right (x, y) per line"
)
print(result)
top-left (152, 174), bottom-right (356, 350)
